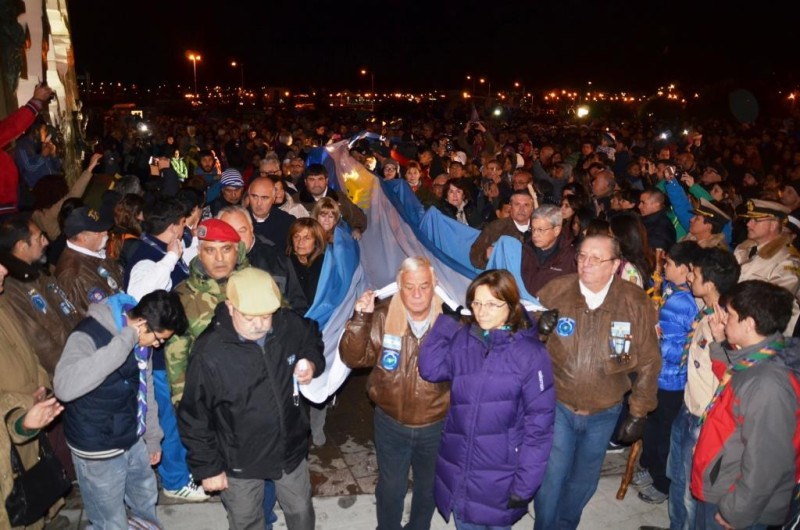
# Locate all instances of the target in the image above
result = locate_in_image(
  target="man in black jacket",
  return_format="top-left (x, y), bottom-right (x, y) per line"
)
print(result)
top-left (639, 187), bottom-right (677, 253)
top-left (178, 267), bottom-right (324, 530)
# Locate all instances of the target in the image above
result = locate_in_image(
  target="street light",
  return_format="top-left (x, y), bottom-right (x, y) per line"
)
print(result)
top-left (231, 61), bottom-right (244, 94)
top-left (479, 77), bottom-right (491, 100)
top-left (187, 52), bottom-right (201, 97)
top-left (360, 68), bottom-right (375, 112)
top-left (466, 75), bottom-right (476, 95)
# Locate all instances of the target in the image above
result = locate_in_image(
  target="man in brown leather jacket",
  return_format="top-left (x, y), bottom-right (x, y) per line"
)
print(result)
top-left (532, 234), bottom-right (661, 530)
top-left (54, 206), bottom-right (122, 315)
top-left (339, 256), bottom-right (448, 530)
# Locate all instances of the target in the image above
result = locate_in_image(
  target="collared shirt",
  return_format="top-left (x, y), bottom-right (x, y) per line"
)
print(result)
top-left (66, 239), bottom-right (106, 259)
top-left (579, 276), bottom-right (614, 310)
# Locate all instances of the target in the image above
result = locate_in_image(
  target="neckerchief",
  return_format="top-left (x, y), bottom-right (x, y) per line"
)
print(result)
top-left (697, 338), bottom-right (783, 426)
top-left (679, 306), bottom-right (713, 368)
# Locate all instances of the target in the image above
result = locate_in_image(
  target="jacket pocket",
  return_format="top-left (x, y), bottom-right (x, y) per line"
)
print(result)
top-left (709, 455), bottom-right (722, 486)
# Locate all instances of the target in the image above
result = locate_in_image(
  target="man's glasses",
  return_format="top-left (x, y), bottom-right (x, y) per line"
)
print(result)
top-left (145, 322), bottom-right (169, 348)
top-left (531, 227), bottom-right (555, 235)
top-left (575, 253), bottom-right (617, 266)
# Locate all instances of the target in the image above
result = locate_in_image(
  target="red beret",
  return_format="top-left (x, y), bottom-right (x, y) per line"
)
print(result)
top-left (197, 219), bottom-right (240, 243)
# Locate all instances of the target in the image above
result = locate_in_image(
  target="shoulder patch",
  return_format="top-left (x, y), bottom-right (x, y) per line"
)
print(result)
top-left (556, 317), bottom-right (576, 337)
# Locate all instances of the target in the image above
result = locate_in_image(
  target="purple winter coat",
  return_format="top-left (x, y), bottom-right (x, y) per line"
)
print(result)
top-left (419, 314), bottom-right (556, 527)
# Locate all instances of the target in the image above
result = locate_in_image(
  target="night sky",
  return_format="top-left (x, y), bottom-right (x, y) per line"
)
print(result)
top-left (67, 1), bottom-right (798, 92)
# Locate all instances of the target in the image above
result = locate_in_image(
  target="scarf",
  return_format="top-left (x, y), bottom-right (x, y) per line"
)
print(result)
top-left (679, 306), bottom-right (713, 368)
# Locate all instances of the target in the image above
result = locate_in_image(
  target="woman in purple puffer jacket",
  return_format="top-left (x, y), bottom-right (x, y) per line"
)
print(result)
top-left (419, 269), bottom-right (556, 530)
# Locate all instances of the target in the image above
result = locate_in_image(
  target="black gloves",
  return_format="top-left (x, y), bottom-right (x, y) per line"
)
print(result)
top-left (441, 302), bottom-right (464, 321)
top-left (615, 415), bottom-right (646, 444)
top-left (537, 309), bottom-right (559, 336)
top-left (507, 493), bottom-right (530, 509)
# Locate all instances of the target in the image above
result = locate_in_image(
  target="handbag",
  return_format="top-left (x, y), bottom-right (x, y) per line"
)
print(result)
top-left (4, 410), bottom-right (72, 527)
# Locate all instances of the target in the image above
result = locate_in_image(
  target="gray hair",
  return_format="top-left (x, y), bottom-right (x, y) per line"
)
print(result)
top-left (396, 256), bottom-right (436, 285)
top-left (532, 204), bottom-right (562, 227)
top-left (115, 175), bottom-right (144, 197)
top-left (217, 205), bottom-right (252, 230)
top-left (580, 233), bottom-right (621, 260)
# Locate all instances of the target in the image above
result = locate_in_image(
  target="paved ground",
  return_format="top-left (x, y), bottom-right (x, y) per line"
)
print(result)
top-left (53, 368), bottom-right (669, 529)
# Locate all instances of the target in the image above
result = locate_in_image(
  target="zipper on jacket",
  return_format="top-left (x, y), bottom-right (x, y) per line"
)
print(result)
top-left (260, 338), bottom-right (288, 472)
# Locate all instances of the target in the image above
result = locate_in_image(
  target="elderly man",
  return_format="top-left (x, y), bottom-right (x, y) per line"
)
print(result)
top-left (297, 164), bottom-right (367, 239)
top-left (339, 257), bottom-right (449, 530)
top-left (469, 190), bottom-right (535, 269)
top-left (218, 205), bottom-right (308, 313)
top-left (591, 168), bottom-right (617, 218)
top-left (532, 234), bottom-right (661, 530)
top-left (55, 206), bottom-right (122, 315)
top-left (179, 268), bottom-right (324, 530)
top-left (520, 204), bottom-right (577, 296)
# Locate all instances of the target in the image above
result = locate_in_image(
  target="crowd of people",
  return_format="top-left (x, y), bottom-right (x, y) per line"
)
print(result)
top-left (0, 79), bottom-right (799, 530)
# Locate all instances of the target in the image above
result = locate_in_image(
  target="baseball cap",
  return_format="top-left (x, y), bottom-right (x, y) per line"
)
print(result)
top-left (226, 268), bottom-right (281, 316)
top-left (63, 207), bottom-right (113, 239)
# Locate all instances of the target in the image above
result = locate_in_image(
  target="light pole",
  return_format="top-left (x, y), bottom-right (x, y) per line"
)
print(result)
top-left (231, 61), bottom-right (244, 94)
top-left (187, 52), bottom-right (201, 97)
top-left (480, 78), bottom-right (491, 100)
top-left (360, 69), bottom-right (375, 112)
top-left (466, 75), bottom-right (476, 95)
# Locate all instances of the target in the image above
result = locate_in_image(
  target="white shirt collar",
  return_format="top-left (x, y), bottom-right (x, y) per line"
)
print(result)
top-left (67, 239), bottom-right (106, 259)
top-left (513, 220), bottom-right (530, 232)
top-left (579, 276), bottom-right (614, 310)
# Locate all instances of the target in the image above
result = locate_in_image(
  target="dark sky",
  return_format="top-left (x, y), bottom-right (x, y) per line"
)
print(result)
top-left (67, 1), bottom-right (798, 92)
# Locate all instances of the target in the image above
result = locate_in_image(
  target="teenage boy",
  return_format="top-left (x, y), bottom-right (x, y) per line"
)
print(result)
top-left (648, 248), bottom-right (740, 530)
top-left (692, 280), bottom-right (800, 529)
top-left (635, 242), bottom-right (700, 505)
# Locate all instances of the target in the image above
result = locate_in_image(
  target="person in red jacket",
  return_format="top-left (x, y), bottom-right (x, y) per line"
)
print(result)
top-left (0, 83), bottom-right (54, 216)
top-left (691, 280), bottom-right (800, 529)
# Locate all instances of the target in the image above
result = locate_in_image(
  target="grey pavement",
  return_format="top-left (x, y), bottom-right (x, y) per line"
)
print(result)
top-left (52, 368), bottom-right (669, 529)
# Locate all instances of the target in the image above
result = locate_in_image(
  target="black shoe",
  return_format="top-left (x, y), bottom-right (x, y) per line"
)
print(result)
top-left (606, 440), bottom-right (625, 453)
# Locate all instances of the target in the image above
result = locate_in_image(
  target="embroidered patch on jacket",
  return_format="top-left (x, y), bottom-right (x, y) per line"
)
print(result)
top-left (556, 317), bottom-right (576, 337)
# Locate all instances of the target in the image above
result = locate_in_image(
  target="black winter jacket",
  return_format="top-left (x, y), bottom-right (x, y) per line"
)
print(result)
top-left (178, 303), bottom-right (325, 481)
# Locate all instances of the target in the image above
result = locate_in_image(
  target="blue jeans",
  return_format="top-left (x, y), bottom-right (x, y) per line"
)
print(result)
top-left (73, 438), bottom-right (159, 530)
top-left (153, 369), bottom-right (190, 490)
top-left (666, 404), bottom-right (700, 530)
top-left (263, 480), bottom-right (277, 529)
top-left (454, 513), bottom-right (511, 530)
top-left (373, 406), bottom-right (443, 530)
top-left (533, 401), bottom-right (622, 530)
top-left (695, 501), bottom-right (767, 530)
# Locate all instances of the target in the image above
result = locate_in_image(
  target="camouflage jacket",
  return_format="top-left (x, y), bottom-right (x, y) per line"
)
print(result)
top-left (164, 242), bottom-right (249, 405)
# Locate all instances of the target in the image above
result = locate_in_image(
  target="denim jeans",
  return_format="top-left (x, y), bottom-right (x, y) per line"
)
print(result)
top-left (454, 513), bottom-right (511, 530)
top-left (263, 479), bottom-right (277, 529)
top-left (73, 438), bottom-right (159, 530)
top-left (373, 406), bottom-right (443, 530)
top-left (533, 401), bottom-right (623, 530)
top-left (152, 369), bottom-right (190, 490)
top-left (666, 404), bottom-right (700, 530)
top-left (694, 501), bottom-right (767, 530)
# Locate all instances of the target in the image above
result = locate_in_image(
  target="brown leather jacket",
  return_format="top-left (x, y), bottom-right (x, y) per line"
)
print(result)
top-left (54, 246), bottom-right (123, 316)
top-left (339, 298), bottom-right (449, 426)
top-left (0, 253), bottom-right (81, 377)
top-left (537, 274), bottom-right (660, 418)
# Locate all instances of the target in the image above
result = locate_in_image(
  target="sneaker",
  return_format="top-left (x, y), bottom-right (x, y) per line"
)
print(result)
top-left (637, 484), bottom-right (668, 504)
top-left (163, 478), bottom-right (210, 502)
top-left (631, 468), bottom-right (653, 487)
top-left (606, 440), bottom-right (625, 453)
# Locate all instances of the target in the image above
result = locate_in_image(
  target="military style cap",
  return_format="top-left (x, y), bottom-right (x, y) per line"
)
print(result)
top-left (740, 199), bottom-right (790, 220)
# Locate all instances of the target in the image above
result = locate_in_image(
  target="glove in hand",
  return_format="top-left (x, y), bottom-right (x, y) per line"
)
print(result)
top-left (441, 302), bottom-right (464, 321)
top-left (537, 309), bottom-right (559, 336)
top-left (615, 415), bottom-right (646, 443)
top-left (507, 494), bottom-right (530, 509)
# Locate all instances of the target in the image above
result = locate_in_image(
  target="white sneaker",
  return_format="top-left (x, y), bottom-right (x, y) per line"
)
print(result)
top-left (163, 479), bottom-right (210, 502)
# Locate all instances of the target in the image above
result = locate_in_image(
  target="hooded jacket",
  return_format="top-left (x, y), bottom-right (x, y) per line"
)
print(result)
top-left (691, 335), bottom-right (800, 528)
top-left (178, 303), bottom-right (325, 481)
top-left (419, 314), bottom-right (555, 526)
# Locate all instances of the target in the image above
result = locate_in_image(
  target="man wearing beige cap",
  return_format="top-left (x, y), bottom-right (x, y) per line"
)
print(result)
top-left (734, 198), bottom-right (800, 331)
top-left (178, 267), bottom-right (324, 530)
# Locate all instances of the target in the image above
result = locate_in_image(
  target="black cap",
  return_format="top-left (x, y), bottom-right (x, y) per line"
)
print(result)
top-left (63, 207), bottom-right (112, 238)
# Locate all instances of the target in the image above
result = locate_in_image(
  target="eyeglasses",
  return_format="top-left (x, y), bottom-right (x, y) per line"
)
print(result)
top-left (144, 322), bottom-right (169, 348)
top-left (575, 252), bottom-right (617, 266)
top-left (531, 226), bottom-right (555, 235)
top-left (469, 300), bottom-right (508, 311)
